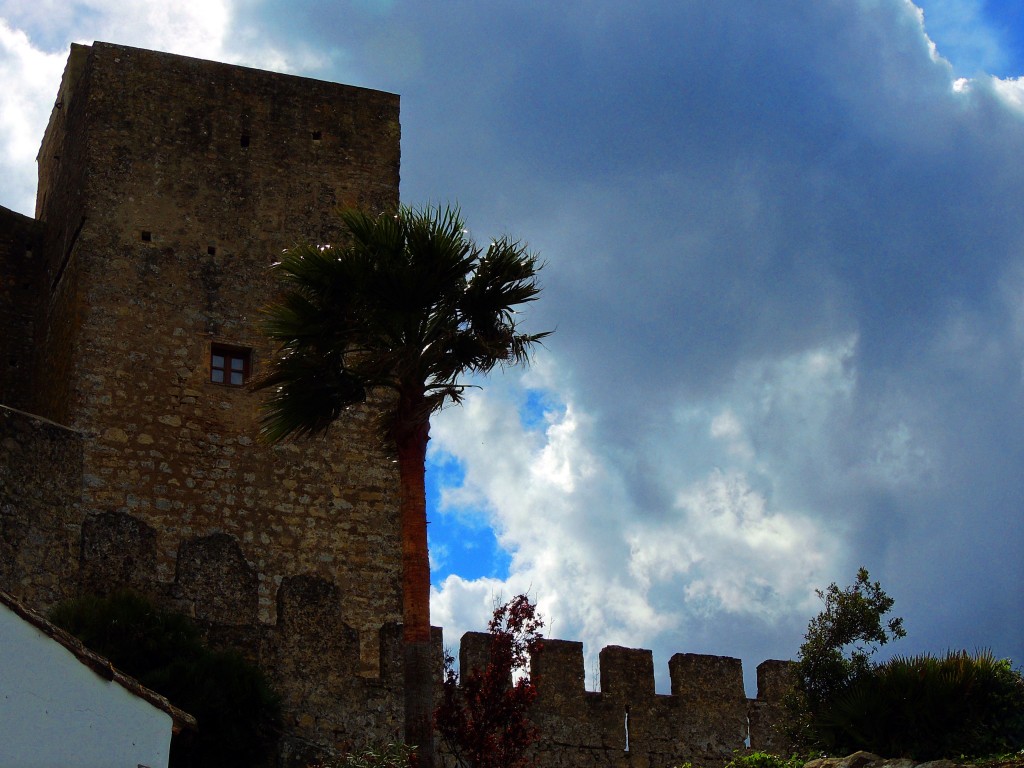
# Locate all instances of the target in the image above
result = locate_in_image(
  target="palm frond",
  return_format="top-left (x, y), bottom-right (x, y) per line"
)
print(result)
top-left (258, 203), bottom-right (550, 444)
top-left (254, 350), bottom-right (367, 442)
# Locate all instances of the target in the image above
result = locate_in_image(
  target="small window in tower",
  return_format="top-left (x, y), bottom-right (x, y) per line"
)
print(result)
top-left (240, 134), bottom-right (250, 148)
top-left (207, 245), bottom-right (217, 256)
top-left (311, 130), bottom-right (322, 141)
top-left (210, 344), bottom-right (252, 387)
top-left (141, 230), bottom-right (152, 242)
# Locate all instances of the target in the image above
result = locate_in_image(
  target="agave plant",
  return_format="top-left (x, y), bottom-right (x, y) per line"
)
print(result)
top-left (815, 650), bottom-right (1024, 759)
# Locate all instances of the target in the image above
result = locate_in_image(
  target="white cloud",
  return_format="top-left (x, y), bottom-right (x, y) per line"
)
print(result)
top-left (710, 409), bottom-right (754, 461)
top-left (0, 0), bottom-right (235, 59)
top-left (990, 76), bottom-right (1024, 112)
top-left (430, 351), bottom-right (842, 686)
top-left (0, 20), bottom-right (66, 214)
top-left (670, 470), bottom-right (834, 616)
top-left (108, 0), bottom-right (231, 56)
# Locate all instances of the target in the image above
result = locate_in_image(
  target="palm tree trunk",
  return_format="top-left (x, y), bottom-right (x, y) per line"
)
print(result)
top-left (396, 417), bottom-right (434, 768)
top-left (398, 421), bottom-right (431, 644)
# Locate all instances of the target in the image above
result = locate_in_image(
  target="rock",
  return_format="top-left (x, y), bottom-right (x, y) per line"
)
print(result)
top-left (803, 753), bottom-right (967, 768)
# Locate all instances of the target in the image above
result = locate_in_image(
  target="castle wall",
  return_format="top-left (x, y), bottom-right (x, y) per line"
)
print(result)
top-left (23, 505), bottom-right (409, 764)
top-left (748, 660), bottom-right (796, 755)
top-left (30, 43), bottom-right (92, 424)
top-left (456, 632), bottom-right (795, 768)
top-left (0, 407), bottom-right (84, 607)
top-left (0, 207), bottom-right (44, 411)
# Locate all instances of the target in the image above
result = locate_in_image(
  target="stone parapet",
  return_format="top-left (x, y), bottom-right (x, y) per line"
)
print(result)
top-left (0, 406), bottom-right (84, 606)
top-left (454, 631), bottom-right (797, 768)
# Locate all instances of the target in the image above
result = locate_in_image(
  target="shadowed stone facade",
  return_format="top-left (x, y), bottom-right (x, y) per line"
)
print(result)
top-left (1, 41), bottom-right (796, 768)
top-left (1, 41), bottom-right (405, 762)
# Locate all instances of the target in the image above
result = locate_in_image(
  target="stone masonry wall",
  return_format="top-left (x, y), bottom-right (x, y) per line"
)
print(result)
top-left (458, 632), bottom-right (795, 768)
top-left (0, 410), bottom-right (409, 763)
top-left (30, 43), bottom-right (91, 425)
top-left (52, 503), bottom-right (407, 763)
top-left (0, 406), bottom-right (84, 607)
top-left (0, 207), bottom-right (43, 412)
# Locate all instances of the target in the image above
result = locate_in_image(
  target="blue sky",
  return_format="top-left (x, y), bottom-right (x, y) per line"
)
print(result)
top-left (2, 0), bottom-right (1023, 694)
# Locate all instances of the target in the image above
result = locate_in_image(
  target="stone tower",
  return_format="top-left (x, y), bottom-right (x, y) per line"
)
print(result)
top-left (1, 41), bottom-right (406, 762)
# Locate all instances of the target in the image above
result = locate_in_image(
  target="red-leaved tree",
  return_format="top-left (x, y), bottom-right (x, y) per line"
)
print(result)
top-left (436, 595), bottom-right (544, 768)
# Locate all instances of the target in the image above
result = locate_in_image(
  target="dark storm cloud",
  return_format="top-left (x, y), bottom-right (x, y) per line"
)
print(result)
top-left (2, 0), bottom-right (1021, 683)
top-left (406, 1), bottom-right (1024, 671)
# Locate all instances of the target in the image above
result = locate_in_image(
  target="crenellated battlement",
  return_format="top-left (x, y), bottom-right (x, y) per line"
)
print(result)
top-left (457, 631), bottom-right (795, 768)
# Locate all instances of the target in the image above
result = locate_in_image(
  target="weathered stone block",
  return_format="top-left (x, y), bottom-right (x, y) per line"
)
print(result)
top-left (600, 646), bottom-right (655, 699)
top-left (79, 511), bottom-right (157, 593)
top-left (176, 532), bottom-right (257, 624)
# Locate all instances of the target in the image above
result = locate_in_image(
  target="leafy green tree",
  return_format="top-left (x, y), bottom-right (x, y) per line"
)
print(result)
top-left (787, 567), bottom-right (905, 747)
top-left (256, 205), bottom-right (548, 765)
top-left (796, 567), bottom-right (905, 711)
top-left (790, 568), bottom-right (1024, 758)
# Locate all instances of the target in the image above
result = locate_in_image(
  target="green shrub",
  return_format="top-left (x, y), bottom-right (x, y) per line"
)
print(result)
top-left (816, 650), bottom-right (1024, 759)
top-left (793, 568), bottom-right (906, 716)
top-left (49, 591), bottom-right (203, 670)
top-left (723, 751), bottom-right (805, 768)
top-left (674, 751), bottom-right (806, 768)
top-left (786, 567), bottom-right (905, 749)
top-left (788, 569), bottom-right (1024, 759)
top-left (50, 591), bottom-right (281, 768)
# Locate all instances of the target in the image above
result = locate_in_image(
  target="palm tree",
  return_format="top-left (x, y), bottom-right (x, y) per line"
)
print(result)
top-left (256, 205), bottom-right (548, 765)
